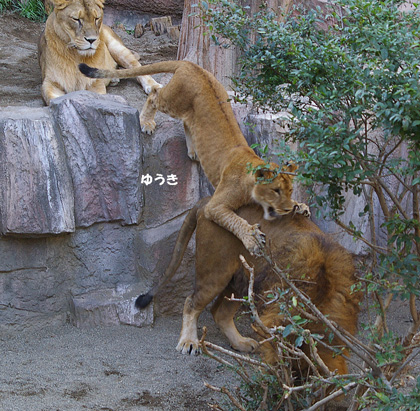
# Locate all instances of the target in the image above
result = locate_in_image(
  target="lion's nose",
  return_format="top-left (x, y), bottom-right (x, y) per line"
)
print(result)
top-left (85, 37), bottom-right (97, 44)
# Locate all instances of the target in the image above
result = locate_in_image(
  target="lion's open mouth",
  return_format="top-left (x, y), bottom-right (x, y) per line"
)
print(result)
top-left (268, 207), bottom-right (277, 217)
top-left (263, 206), bottom-right (277, 220)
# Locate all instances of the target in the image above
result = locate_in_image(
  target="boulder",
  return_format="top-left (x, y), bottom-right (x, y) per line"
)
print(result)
top-left (0, 107), bottom-right (75, 236)
top-left (50, 92), bottom-right (143, 228)
top-left (0, 91), bottom-right (201, 330)
top-left (70, 284), bottom-right (154, 328)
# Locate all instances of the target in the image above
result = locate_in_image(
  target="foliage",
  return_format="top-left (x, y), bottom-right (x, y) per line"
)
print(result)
top-left (0, 0), bottom-right (46, 21)
top-left (199, 0), bottom-right (420, 409)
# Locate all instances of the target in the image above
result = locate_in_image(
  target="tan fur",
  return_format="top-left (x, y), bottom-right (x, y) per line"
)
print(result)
top-left (145, 198), bottom-right (360, 375)
top-left (38, 0), bottom-right (159, 105)
top-left (79, 60), bottom-right (310, 255)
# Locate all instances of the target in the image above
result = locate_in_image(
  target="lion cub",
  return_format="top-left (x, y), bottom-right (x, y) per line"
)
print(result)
top-left (80, 60), bottom-right (309, 255)
top-left (38, 0), bottom-right (160, 105)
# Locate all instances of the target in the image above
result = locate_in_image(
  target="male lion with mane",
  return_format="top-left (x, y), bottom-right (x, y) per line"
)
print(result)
top-left (38, 0), bottom-right (159, 104)
top-left (137, 198), bottom-right (361, 375)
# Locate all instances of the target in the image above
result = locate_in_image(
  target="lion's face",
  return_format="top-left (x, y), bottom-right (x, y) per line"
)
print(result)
top-left (251, 163), bottom-right (298, 220)
top-left (53, 0), bottom-right (104, 56)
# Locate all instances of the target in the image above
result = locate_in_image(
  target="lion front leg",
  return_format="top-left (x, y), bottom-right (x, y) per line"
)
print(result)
top-left (204, 201), bottom-right (266, 257)
top-left (41, 80), bottom-right (66, 105)
top-left (183, 123), bottom-right (199, 162)
top-left (140, 85), bottom-right (161, 134)
top-left (103, 25), bottom-right (161, 95)
top-left (293, 201), bottom-right (311, 217)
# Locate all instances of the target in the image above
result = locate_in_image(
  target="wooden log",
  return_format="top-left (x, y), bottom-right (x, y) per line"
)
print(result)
top-left (150, 16), bottom-right (173, 36)
top-left (134, 23), bottom-right (145, 38)
top-left (167, 25), bottom-right (181, 42)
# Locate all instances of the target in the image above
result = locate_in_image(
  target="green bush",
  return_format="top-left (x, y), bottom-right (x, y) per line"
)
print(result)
top-left (0, 0), bottom-right (46, 21)
top-left (199, 0), bottom-right (420, 409)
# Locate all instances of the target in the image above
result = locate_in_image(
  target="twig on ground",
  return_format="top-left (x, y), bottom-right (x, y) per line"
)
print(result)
top-left (204, 382), bottom-right (247, 411)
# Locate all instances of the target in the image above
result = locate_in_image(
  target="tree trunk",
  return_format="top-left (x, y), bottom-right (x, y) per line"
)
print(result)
top-left (177, 0), bottom-right (293, 89)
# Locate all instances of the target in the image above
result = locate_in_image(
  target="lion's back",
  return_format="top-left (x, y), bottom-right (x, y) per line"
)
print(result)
top-left (235, 205), bottom-right (360, 333)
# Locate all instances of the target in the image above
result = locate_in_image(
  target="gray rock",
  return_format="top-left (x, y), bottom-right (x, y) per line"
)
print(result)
top-left (0, 107), bottom-right (75, 236)
top-left (140, 120), bottom-right (201, 227)
top-left (70, 284), bottom-right (153, 328)
top-left (50, 91), bottom-right (142, 228)
top-left (0, 92), bottom-right (202, 329)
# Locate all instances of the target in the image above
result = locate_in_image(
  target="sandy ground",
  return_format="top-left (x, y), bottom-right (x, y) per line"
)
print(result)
top-left (0, 312), bottom-right (243, 411)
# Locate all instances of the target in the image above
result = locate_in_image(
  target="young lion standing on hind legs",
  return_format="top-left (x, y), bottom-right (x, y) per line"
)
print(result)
top-left (79, 60), bottom-right (310, 255)
top-left (38, 0), bottom-right (160, 105)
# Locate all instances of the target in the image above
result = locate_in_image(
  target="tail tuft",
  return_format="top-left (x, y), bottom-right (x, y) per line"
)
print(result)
top-left (79, 63), bottom-right (100, 78)
top-left (135, 293), bottom-right (153, 309)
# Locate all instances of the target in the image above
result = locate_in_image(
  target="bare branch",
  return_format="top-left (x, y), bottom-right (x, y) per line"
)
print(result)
top-left (305, 382), bottom-right (358, 411)
top-left (204, 382), bottom-right (247, 411)
top-left (389, 347), bottom-right (420, 385)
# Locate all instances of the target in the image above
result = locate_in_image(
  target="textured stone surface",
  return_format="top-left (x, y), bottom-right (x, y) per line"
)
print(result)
top-left (105, 0), bottom-right (184, 17)
top-left (50, 91), bottom-right (142, 228)
top-left (140, 120), bottom-right (202, 227)
top-left (70, 284), bottom-right (153, 328)
top-left (0, 107), bottom-right (75, 236)
top-left (0, 92), bottom-right (200, 330)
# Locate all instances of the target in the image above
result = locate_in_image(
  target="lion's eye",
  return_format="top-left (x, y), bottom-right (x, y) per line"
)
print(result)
top-left (72, 17), bottom-right (82, 26)
top-left (273, 188), bottom-right (281, 195)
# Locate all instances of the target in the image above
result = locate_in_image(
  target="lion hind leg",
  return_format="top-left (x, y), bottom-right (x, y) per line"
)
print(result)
top-left (176, 295), bottom-right (202, 355)
top-left (102, 26), bottom-right (161, 94)
top-left (211, 293), bottom-right (258, 353)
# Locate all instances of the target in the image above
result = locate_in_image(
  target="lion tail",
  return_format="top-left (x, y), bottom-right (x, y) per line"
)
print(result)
top-left (79, 60), bottom-right (186, 80)
top-left (135, 197), bottom-right (211, 309)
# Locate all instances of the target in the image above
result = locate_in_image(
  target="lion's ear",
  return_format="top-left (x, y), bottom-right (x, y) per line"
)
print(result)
top-left (284, 161), bottom-right (298, 173)
top-left (255, 168), bottom-right (275, 181)
top-left (95, 0), bottom-right (106, 8)
top-left (50, 0), bottom-right (69, 10)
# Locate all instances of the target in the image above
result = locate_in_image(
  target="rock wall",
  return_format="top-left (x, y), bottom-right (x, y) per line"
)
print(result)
top-left (0, 91), bottom-right (204, 331)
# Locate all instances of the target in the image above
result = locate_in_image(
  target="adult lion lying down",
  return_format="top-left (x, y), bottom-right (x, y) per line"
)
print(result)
top-left (38, 0), bottom-right (159, 105)
top-left (137, 198), bottom-right (361, 374)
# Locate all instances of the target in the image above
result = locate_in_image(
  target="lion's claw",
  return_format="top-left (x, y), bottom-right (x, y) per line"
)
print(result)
top-left (243, 225), bottom-right (266, 256)
top-left (293, 202), bottom-right (311, 218)
top-left (176, 340), bottom-right (201, 356)
top-left (140, 120), bottom-right (156, 134)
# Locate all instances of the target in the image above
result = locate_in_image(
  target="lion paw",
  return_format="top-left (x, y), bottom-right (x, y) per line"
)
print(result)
top-left (243, 225), bottom-right (266, 257)
top-left (139, 76), bottom-right (162, 95)
top-left (109, 78), bottom-right (120, 87)
top-left (187, 151), bottom-right (199, 162)
top-left (176, 339), bottom-right (201, 356)
top-left (231, 337), bottom-right (259, 353)
top-left (140, 119), bottom-right (156, 134)
top-left (293, 202), bottom-right (311, 218)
